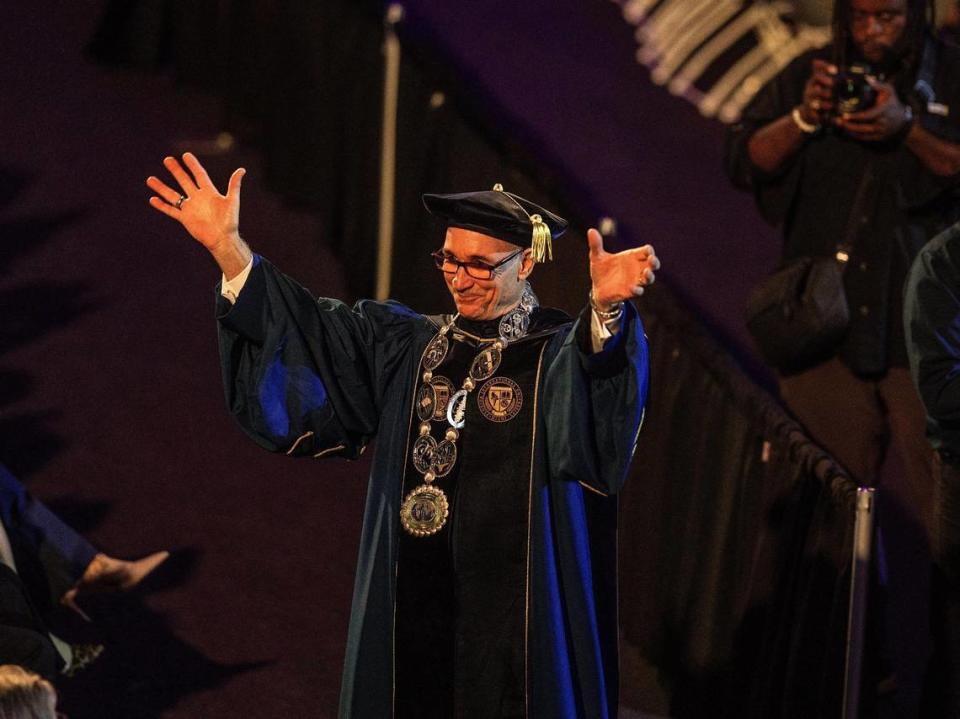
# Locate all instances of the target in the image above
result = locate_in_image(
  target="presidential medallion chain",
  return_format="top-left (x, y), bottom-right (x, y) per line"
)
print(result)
top-left (400, 286), bottom-right (538, 538)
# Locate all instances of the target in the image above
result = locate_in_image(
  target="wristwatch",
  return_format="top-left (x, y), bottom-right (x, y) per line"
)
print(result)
top-left (902, 103), bottom-right (914, 129)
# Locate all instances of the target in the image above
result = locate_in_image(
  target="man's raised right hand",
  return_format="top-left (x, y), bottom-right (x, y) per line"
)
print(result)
top-left (147, 153), bottom-right (252, 278)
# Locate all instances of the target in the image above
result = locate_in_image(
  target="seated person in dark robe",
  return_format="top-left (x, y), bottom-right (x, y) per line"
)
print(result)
top-left (0, 463), bottom-right (168, 679)
top-left (146, 152), bottom-right (657, 718)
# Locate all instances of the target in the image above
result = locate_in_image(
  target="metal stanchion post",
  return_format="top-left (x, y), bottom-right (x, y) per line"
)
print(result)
top-left (842, 487), bottom-right (875, 719)
top-left (376, 4), bottom-right (404, 301)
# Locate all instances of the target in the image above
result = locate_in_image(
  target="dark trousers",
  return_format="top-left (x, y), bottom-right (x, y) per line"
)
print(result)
top-left (0, 564), bottom-right (61, 679)
top-left (779, 358), bottom-right (935, 707)
top-left (0, 464), bottom-right (99, 678)
top-left (779, 358), bottom-right (934, 537)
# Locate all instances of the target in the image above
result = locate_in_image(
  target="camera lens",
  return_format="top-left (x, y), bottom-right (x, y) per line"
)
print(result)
top-left (834, 63), bottom-right (877, 114)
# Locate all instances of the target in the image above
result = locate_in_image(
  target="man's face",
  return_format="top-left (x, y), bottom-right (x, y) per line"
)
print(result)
top-left (440, 227), bottom-right (534, 321)
top-left (849, 0), bottom-right (908, 64)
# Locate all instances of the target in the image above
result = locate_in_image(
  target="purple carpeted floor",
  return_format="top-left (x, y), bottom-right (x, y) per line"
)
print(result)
top-left (2, 3), bottom-right (367, 717)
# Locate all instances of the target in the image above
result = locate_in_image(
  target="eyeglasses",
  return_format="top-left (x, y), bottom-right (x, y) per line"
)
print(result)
top-left (431, 249), bottom-right (522, 280)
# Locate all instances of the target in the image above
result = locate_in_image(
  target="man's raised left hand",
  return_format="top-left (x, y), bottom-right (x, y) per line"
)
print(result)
top-left (587, 228), bottom-right (660, 310)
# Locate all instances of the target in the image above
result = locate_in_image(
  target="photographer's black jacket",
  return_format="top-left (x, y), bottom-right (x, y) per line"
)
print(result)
top-left (725, 39), bottom-right (960, 376)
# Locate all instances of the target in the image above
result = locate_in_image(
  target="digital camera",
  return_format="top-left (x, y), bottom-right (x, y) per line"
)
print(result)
top-left (833, 63), bottom-right (877, 115)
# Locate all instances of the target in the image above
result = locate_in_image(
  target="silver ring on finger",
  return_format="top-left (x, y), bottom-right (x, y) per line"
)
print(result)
top-left (175, 195), bottom-right (186, 210)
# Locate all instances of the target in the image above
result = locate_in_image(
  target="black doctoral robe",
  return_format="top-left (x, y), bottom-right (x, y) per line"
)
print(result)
top-left (217, 255), bottom-right (649, 718)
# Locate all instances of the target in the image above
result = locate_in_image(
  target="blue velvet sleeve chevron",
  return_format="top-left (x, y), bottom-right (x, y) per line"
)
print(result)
top-left (216, 255), bottom-right (423, 458)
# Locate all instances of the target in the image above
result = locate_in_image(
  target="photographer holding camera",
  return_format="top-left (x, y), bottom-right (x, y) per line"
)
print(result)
top-left (726, 0), bottom-right (960, 705)
top-left (727, 0), bottom-right (960, 548)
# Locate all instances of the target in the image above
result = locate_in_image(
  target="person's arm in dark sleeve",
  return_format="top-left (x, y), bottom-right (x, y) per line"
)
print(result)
top-left (544, 302), bottom-right (650, 496)
top-left (723, 54), bottom-right (821, 225)
top-left (146, 153), bottom-right (422, 460)
top-left (904, 121), bottom-right (960, 179)
top-left (0, 464), bottom-right (96, 610)
top-left (904, 40), bottom-right (960, 180)
top-left (905, 225), bottom-right (960, 429)
top-left (724, 56), bottom-right (815, 182)
top-left (217, 255), bottom-right (420, 459)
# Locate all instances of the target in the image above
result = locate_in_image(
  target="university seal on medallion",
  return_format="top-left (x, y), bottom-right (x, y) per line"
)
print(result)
top-left (400, 485), bottom-right (449, 536)
top-left (470, 347), bottom-right (501, 381)
top-left (423, 333), bottom-right (449, 370)
top-left (431, 439), bottom-right (458, 477)
top-left (411, 434), bottom-right (438, 474)
top-left (477, 377), bottom-right (523, 422)
top-left (416, 383), bottom-right (437, 421)
top-left (430, 376), bottom-right (455, 421)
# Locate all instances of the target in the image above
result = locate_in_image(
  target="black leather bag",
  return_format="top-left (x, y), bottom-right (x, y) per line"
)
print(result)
top-left (745, 255), bottom-right (849, 371)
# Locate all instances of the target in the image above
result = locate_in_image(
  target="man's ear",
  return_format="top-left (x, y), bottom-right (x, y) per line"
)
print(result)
top-left (518, 249), bottom-right (535, 281)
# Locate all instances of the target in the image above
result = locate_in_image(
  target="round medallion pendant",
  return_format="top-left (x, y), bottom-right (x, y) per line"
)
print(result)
top-left (520, 284), bottom-right (539, 313)
top-left (431, 439), bottom-right (458, 477)
top-left (430, 376), bottom-right (455, 421)
top-left (446, 389), bottom-right (468, 429)
top-left (478, 377), bottom-right (523, 422)
top-left (400, 485), bottom-right (449, 537)
top-left (470, 346), bottom-right (502, 381)
top-left (423, 333), bottom-right (450, 370)
top-left (498, 308), bottom-right (530, 343)
top-left (416, 383), bottom-right (437, 421)
top-left (411, 434), bottom-right (437, 474)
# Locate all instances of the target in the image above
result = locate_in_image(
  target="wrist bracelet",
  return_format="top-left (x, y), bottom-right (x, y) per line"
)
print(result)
top-left (589, 290), bottom-right (623, 320)
top-left (791, 106), bottom-right (820, 134)
top-left (596, 306), bottom-right (623, 322)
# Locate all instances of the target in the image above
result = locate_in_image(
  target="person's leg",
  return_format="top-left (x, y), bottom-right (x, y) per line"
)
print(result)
top-left (779, 357), bottom-right (886, 484)
top-left (780, 357), bottom-right (891, 710)
top-left (879, 368), bottom-right (936, 543)
top-left (0, 463), bottom-right (167, 614)
top-left (0, 565), bottom-right (61, 680)
top-left (0, 626), bottom-right (61, 680)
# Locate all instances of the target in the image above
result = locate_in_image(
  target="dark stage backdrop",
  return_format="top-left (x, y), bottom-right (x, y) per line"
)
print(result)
top-left (623, 284), bottom-right (862, 717)
top-left (0, 0), bottom-right (912, 716)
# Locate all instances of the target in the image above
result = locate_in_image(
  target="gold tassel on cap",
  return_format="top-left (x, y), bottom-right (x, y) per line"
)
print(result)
top-left (529, 213), bottom-right (552, 263)
top-left (492, 183), bottom-right (552, 263)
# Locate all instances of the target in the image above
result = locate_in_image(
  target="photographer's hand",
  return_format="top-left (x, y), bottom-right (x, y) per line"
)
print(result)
top-left (746, 59), bottom-right (836, 174)
top-left (837, 78), bottom-right (960, 175)
top-left (801, 59), bottom-right (837, 125)
top-left (835, 77), bottom-right (910, 142)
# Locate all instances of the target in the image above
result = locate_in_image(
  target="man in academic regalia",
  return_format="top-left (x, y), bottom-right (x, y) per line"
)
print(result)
top-left (147, 152), bottom-right (657, 718)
